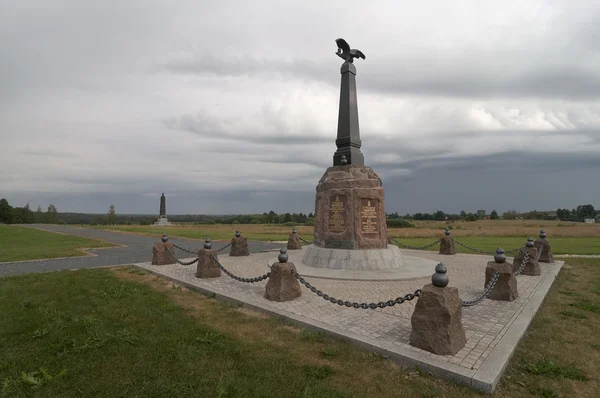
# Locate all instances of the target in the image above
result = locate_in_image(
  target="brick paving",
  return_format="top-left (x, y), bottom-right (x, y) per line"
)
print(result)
top-left (135, 247), bottom-right (563, 392)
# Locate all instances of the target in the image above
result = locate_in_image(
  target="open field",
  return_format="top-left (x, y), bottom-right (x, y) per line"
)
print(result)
top-left (0, 225), bottom-right (115, 263)
top-left (1, 259), bottom-right (598, 397)
top-left (88, 220), bottom-right (600, 254)
top-left (393, 237), bottom-right (600, 255)
top-left (86, 223), bottom-right (317, 242)
top-left (403, 219), bottom-right (600, 238)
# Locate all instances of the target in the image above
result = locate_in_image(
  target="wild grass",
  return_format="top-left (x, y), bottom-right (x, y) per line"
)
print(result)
top-left (497, 258), bottom-right (600, 397)
top-left (0, 225), bottom-right (115, 262)
top-left (2, 259), bottom-right (599, 396)
top-left (0, 267), bottom-right (478, 397)
top-left (90, 220), bottom-right (600, 254)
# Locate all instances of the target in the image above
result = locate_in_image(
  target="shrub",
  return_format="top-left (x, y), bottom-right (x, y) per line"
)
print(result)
top-left (386, 219), bottom-right (415, 228)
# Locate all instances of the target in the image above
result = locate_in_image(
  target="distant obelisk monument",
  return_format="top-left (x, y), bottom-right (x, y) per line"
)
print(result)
top-left (302, 38), bottom-right (405, 270)
top-left (152, 193), bottom-right (172, 226)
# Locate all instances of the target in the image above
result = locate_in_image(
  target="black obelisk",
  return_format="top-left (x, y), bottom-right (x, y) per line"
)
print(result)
top-left (333, 61), bottom-right (364, 166)
top-left (159, 193), bottom-right (166, 217)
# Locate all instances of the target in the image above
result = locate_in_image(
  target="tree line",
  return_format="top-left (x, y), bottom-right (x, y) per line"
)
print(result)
top-left (0, 199), bottom-right (117, 225)
top-left (1, 197), bottom-right (596, 226)
top-left (388, 204), bottom-right (597, 222)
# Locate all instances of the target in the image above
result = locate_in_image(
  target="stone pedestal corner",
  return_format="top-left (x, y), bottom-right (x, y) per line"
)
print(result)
top-left (485, 261), bottom-right (518, 301)
top-left (534, 238), bottom-right (554, 263)
top-left (410, 284), bottom-right (466, 355)
top-left (264, 262), bottom-right (302, 302)
top-left (196, 249), bottom-right (221, 278)
top-left (151, 241), bottom-right (176, 266)
top-left (287, 233), bottom-right (302, 250)
top-left (513, 247), bottom-right (541, 276)
top-left (439, 236), bottom-right (456, 255)
top-left (230, 236), bottom-right (250, 257)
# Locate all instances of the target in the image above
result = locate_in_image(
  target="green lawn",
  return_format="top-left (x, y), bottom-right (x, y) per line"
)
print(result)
top-left (1, 260), bottom-right (599, 397)
top-left (89, 225), bottom-right (600, 255)
top-left (391, 236), bottom-right (600, 255)
top-left (87, 225), bottom-right (306, 242)
top-left (0, 267), bottom-right (477, 397)
top-left (0, 225), bottom-right (115, 262)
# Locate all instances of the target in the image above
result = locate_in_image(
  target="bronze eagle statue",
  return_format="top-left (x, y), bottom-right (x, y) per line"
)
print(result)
top-left (335, 38), bottom-right (366, 63)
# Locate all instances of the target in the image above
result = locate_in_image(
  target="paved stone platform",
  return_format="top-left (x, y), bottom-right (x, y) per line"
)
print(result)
top-left (133, 249), bottom-right (563, 393)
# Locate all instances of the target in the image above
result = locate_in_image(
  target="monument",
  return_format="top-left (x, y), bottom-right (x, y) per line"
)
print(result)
top-left (301, 38), bottom-right (407, 271)
top-left (152, 193), bottom-right (172, 226)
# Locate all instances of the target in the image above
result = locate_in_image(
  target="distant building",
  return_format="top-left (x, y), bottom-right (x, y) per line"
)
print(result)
top-left (584, 218), bottom-right (596, 224)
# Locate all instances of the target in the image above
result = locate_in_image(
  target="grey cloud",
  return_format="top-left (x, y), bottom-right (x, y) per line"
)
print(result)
top-left (2, 1), bottom-right (600, 215)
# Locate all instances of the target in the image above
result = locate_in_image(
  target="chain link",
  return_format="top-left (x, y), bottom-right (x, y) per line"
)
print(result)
top-left (514, 248), bottom-right (531, 276)
top-left (453, 240), bottom-right (495, 255)
top-left (216, 242), bottom-right (232, 253)
top-left (165, 247), bottom-right (199, 266)
top-left (536, 244), bottom-right (543, 261)
top-left (299, 236), bottom-right (313, 245)
top-left (462, 271), bottom-right (500, 307)
top-left (291, 269), bottom-right (421, 309)
top-left (392, 238), bottom-right (441, 251)
top-left (209, 254), bottom-right (270, 283)
top-left (173, 243), bottom-right (198, 255)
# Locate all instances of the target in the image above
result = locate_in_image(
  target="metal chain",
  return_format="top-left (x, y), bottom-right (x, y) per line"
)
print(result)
top-left (165, 247), bottom-right (199, 266)
top-left (536, 245), bottom-right (543, 261)
top-left (392, 238), bottom-right (440, 251)
top-left (209, 254), bottom-right (270, 283)
top-left (216, 242), bottom-right (232, 253)
top-left (173, 243), bottom-right (197, 255)
top-left (462, 271), bottom-right (500, 307)
top-left (299, 236), bottom-right (313, 245)
top-left (514, 248), bottom-right (531, 276)
top-left (454, 240), bottom-right (520, 256)
top-left (453, 240), bottom-right (495, 255)
top-left (291, 269), bottom-right (421, 309)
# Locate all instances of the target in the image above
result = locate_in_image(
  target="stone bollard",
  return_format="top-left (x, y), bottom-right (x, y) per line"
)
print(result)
top-left (439, 228), bottom-right (456, 255)
top-left (229, 230), bottom-right (250, 256)
top-left (512, 237), bottom-right (541, 276)
top-left (534, 229), bottom-right (554, 263)
top-left (152, 233), bottom-right (176, 265)
top-left (485, 248), bottom-right (518, 301)
top-left (410, 263), bottom-right (466, 355)
top-left (287, 227), bottom-right (302, 250)
top-left (196, 238), bottom-right (221, 278)
top-left (264, 248), bottom-right (302, 302)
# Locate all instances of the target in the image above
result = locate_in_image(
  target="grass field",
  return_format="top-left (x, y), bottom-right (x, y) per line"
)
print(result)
top-left (0, 225), bottom-right (115, 263)
top-left (1, 259), bottom-right (598, 397)
top-left (89, 220), bottom-right (600, 254)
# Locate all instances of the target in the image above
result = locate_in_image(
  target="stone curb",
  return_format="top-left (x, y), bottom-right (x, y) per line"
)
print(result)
top-left (471, 260), bottom-right (564, 392)
top-left (130, 261), bottom-right (478, 388)
top-left (131, 259), bottom-right (564, 393)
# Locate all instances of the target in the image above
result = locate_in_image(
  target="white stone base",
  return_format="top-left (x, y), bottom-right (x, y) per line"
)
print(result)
top-left (293, 245), bottom-right (436, 280)
top-left (302, 244), bottom-right (405, 270)
top-left (152, 217), bottom-right (172, 226)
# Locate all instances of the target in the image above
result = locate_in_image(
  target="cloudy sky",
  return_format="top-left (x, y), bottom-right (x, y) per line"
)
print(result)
top-left (1, 0), bottom-right (599, 215)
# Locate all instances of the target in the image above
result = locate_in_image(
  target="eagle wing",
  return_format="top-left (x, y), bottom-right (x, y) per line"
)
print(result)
top-left (335, 38), bottom-right (350, 53)
top-left (353, 49), bottom-right (366, 60)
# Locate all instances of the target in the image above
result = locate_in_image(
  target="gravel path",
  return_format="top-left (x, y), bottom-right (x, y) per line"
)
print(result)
top-left (0, 225), bottom-right (282, 277)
